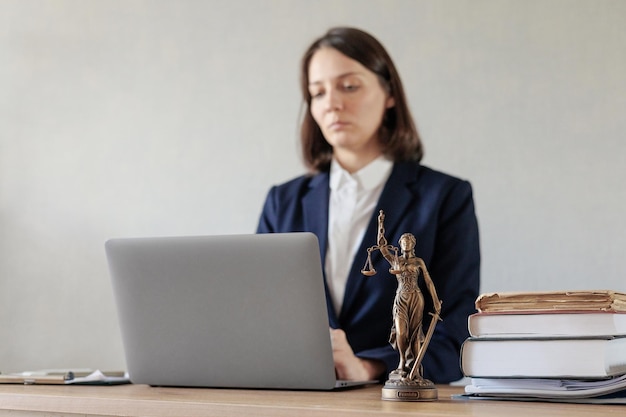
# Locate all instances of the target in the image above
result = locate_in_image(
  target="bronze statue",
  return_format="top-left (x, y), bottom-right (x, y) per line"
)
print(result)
top-left (362, 210), bottom-right (442, 401)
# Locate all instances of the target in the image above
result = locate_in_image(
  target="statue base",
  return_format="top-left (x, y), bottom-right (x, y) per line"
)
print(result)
top-left (381, 373), bottom-right (438, 402)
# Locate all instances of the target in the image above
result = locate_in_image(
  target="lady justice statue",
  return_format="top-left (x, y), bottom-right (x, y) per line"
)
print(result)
top-left (362, 210), bottom-right (442, 401)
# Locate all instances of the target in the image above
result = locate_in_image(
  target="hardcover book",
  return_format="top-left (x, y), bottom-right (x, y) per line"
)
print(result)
top-left (460, 336), bottom-right (626, 378)
top-left (475, 290), bottom-right (626, 313)
top-left (468, 311), bottom-right (626, 338)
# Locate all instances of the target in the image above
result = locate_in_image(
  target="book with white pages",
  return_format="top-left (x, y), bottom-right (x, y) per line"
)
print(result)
top-left (460, 336), bottom-right (626, 379)
top-left (468, 311), bottom-right (626, 338)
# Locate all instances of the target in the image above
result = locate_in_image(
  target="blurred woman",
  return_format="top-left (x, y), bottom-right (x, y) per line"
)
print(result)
top-left (257, 27), bottom-right (480, 383)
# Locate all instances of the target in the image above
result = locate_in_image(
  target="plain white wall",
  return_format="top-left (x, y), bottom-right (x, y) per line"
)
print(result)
top-left (2, 0), bottom-right (625, 373)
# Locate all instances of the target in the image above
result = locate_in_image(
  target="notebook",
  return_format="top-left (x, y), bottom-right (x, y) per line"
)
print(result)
top-left (105, 232), bottom-right (377, 390)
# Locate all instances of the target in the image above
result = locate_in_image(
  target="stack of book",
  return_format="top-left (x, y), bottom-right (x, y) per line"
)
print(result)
top-left (460, 289), bottom-right (626, 403)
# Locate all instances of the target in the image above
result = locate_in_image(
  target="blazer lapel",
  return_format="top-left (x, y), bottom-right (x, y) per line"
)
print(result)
top-left (301, 172), bottom-right (341, 325)
top-left (302, 172), bottom-right (330, 263)
top-left (374, 162), bottom-right (420, 243)
top-left (340, 162), bottom-right (421, 320)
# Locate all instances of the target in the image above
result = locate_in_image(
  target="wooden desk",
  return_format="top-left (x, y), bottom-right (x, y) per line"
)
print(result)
top-left (0, 383), bottom-right (622, 417)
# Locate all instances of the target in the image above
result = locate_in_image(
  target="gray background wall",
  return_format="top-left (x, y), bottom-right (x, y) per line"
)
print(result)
top-left (2, 0), bottom-right (625, 373)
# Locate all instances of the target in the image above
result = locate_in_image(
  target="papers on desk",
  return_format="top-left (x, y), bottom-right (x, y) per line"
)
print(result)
top-left (0, 369), bottom-right (130, 385)
top-left (460, 374), bottom-right (626, 404)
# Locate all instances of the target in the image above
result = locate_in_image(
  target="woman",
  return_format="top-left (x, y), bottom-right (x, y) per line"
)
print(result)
top-left (257, 27), bottom-right (480, 383)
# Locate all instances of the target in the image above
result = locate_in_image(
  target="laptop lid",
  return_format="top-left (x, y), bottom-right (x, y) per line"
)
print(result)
top-left (105, 232), bottom-right (367, 390)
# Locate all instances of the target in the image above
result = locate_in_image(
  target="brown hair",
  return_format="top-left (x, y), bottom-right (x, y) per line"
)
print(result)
top-left (299, 27), bottom-right (423, 173)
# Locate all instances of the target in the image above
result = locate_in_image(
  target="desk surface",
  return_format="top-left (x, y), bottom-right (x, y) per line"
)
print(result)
top-left (0, 383), bottom-right (623, 417)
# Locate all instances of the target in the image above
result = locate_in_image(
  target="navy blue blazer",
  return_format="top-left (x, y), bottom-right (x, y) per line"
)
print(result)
top-left (256, 161), bottom-right (480, 383)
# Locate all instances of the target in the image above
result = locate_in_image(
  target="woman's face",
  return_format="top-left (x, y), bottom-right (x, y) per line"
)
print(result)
top-left (307, 47), bottom-right (394, 167)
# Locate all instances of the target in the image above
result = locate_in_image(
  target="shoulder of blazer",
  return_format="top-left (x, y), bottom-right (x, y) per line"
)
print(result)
top-left (393, 162), bottom-right (468, 191)
top-left (267, 171), bottom-right (329, 200)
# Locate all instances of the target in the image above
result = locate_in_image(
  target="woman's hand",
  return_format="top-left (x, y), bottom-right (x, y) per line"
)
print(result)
top-left (330, 328), bottom-right (385, 381)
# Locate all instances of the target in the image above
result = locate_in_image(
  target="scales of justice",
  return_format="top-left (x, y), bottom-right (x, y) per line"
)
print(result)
top-left (361, 210), bottom-right (442, 401)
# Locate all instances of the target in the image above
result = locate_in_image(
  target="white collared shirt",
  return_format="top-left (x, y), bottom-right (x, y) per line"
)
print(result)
top-left (325, 156), bottom-right (393, 315)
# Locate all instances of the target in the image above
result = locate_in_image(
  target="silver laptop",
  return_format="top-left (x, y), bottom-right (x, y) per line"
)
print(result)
top-left (105, 232), bottom-right (376, 390)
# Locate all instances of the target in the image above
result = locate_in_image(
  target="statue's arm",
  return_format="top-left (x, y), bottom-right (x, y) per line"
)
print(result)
top-left (418, 258), bottom-right (442, 313)
top-left (376, 210), bottom-right (396, 265)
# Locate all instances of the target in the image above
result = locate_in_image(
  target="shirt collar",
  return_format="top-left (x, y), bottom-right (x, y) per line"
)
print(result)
top-left (329, 156), bottom-right (393, 192)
